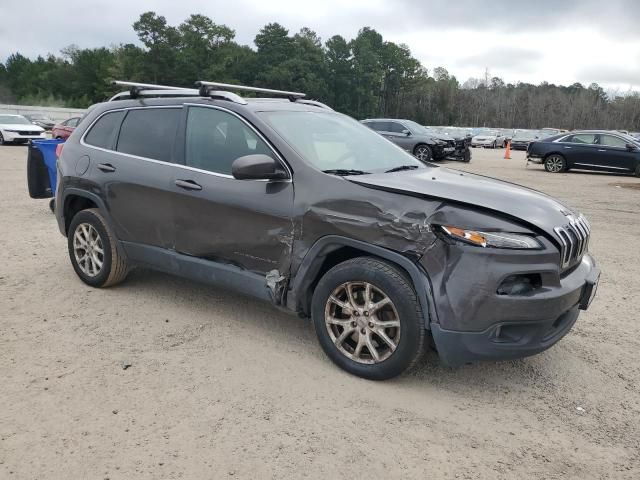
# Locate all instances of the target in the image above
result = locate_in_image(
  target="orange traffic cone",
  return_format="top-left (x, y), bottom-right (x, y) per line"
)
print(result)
top-left (504, 141), bottom-right (511, 159)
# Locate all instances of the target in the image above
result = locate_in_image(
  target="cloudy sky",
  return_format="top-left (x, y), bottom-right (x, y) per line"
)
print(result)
top-left (2, 0), bottom-right (639, 91)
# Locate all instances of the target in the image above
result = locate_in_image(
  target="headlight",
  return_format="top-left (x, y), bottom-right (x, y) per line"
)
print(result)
top-left (440, 226), bottom-right (542, 249)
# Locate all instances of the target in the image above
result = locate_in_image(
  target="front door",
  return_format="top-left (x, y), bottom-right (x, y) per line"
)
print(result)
top-left (172, 105), bottom-right (294, 275)
top-left (595, 134), bottom-right (637, 172)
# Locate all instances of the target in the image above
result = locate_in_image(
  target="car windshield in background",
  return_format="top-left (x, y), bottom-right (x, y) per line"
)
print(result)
top-left (513, 131), bottom-right (540, 140)
top-left (476, 129), bottom-right (500, 136)
top-left (0, 115), bottom-right (32, 125)
top-left (27, 114), bottom-right (53, 121)
top-left (260, 111), bottom-right (426, 174)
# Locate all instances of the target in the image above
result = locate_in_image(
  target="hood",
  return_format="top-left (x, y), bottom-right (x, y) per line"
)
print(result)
top-left (349, 167), bottom-right (575, 237)
top-left (0, 123), bottom-right (45, 132)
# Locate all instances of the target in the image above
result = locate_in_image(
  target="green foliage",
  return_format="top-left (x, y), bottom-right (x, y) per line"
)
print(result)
top-left (1, 11), bottom-right (639, 130)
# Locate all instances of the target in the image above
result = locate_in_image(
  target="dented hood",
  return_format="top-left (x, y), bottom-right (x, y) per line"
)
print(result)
top-left (350, 167), bottom-right (574, 236)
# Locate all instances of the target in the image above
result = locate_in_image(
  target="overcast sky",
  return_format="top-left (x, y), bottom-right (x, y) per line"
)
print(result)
top-left (2, 0), bottom-right (639, 92)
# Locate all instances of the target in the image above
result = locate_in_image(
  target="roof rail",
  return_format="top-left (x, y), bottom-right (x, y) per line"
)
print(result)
top-left (109, 80), bottom-right (247, 104)
top-left (196, 80), bottom-right (306, 100)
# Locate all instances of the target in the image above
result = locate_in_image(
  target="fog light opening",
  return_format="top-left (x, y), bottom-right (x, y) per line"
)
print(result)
top-left (497, 274), bottom-right (542, 296)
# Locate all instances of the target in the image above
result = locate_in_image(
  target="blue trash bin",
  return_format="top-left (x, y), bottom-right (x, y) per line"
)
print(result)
top-left (31, 139), bottom-right (64, 195)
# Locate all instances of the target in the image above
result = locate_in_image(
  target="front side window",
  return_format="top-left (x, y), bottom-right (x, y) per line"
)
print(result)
top-left (84, 111), bottom-right (126, 149)
top-left (259, 111), bottom-right (425, 173)
top-left (185, 107), bottom-right (272, 175)
top-left (388, 122), bottom-right (407, 134)
top-left (599, 134), bottom-right (628, 148)
top-left (116, 108), bottom-right (181, 162)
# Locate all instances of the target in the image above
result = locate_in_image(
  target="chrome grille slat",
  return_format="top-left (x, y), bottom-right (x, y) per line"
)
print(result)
top-left (554, 213), bottom-right (591, 268)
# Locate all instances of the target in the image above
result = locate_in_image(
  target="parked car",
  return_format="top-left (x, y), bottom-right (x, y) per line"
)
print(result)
top-left (25, 113), bottom-right (56, 131)
top-left (0, 114), bottom-right (46, 144)
top-left (527, 130), bottom-right (640, 176)
top-left (510, 130), bottom-right (542, 150)
top-left (51, 117), bottom-right (82, 140)
top-left (361, 118), bottom-right (470, 162)
top-left (42, 81), bottom-right (600, 380)
top-left (471, 129), bottom-right (506, 148)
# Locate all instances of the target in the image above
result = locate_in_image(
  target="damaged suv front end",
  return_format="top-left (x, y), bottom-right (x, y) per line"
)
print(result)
top-left (347, 167), bottom-right (600, 366)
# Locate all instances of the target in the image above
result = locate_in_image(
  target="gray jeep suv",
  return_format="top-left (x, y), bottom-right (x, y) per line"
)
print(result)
top-left (48, 81), bottom-right (600, 380)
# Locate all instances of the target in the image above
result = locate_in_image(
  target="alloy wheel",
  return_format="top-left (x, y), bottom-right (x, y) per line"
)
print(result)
top-left (546, 155), bottom-right (564, 173)
top-left (73, 223), bottom-right (104, 277)
top-left (414, 146), bottom-right (431, 162)
top-left (324, 281), bottom-right (401, 364)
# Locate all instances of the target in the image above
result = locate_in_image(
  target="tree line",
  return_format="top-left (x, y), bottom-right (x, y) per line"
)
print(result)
top-left (1, 11), bottom-right (640, 130)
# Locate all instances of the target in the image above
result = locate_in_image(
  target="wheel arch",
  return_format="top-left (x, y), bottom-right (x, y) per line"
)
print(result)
top-left (287, 235), bottom-right (437, 328)
top-left (61, 188), bottom-right (108, 235)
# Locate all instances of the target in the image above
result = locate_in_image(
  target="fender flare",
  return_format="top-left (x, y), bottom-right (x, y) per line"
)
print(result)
top-left (287, 235), bottom-right (438, 328)
top-left (58, 187), bottom-right (111, 235)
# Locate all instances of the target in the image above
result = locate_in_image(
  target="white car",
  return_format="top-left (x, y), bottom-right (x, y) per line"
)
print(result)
top-left (471, 129), bottom-right (506, 148)
top-left (0, 114), bottom-right (47, 145)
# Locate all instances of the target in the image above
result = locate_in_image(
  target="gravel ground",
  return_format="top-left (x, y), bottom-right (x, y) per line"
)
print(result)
top-left (1, 145), bottom-right (639, 479)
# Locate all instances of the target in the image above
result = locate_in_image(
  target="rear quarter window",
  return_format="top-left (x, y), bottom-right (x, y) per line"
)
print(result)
top-left (84, 111), bottom-right (126, 149)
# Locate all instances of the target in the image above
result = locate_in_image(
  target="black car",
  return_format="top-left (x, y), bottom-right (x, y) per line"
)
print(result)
top-left (510, 130), bottom-right (542, 151)
top-left (30, 80), bottom-right (599, 380)
top-left (527, 130), bottom-right (640, 176)
top-left (361, 118), bottom-right (471, 163)
top-left (24, 114), bottom-right (56, 131)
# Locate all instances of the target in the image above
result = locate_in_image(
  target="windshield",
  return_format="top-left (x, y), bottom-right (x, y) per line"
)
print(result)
top-left (27, 114), bottom-right (52, 121)
top-left (476, 129), bottom-right (500, 136)
top-left (513, 130), bottom-right (540, 140)
top-left (402, 120), bottom-right (431, 136)
top-left (0, 115), bottom-right (32, 125)
top-left (259, 111), bottom-right (426, 173)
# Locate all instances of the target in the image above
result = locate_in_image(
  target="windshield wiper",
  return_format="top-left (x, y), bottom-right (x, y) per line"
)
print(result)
top-left (322, 169), bottom-right (370, 176)
top-left (385, 165), bottom-right (420, 173)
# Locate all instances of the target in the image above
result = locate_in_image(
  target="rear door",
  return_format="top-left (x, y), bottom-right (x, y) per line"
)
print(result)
top-left (85, 106), bottom-right (182, 249)
top-left (595, 134), bottom-right (637, 172)
top-left (172, 105), bottom-right (294, 275)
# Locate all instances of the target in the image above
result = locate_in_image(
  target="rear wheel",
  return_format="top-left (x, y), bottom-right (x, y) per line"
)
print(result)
top-left (544, 154), bottom-right (566, 173)
top-left (312, 257), bottom-right (425, 380)
top-left (414, 144), bottom-right (433, 162)
top-left (67, 208), bottom-right (129, 288)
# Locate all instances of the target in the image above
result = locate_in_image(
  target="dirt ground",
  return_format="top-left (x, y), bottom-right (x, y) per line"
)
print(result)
top-left (1, 145), bottom-right (639, 480)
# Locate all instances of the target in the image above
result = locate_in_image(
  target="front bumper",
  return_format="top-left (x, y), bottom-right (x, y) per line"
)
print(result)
top-left (2, 130), bottom-right (46, 142)
top-left (421, 241), bottom-right (600, 365)
top-left (471, 140), bottom-right (497, 147)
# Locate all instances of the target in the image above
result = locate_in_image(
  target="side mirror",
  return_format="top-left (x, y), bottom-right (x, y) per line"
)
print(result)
top-left (402, 129), bottom-right (411, 136)
top-left (626, 143), bottom-right (637, 151)
top-left (232, 154), bottom-right (288, 180)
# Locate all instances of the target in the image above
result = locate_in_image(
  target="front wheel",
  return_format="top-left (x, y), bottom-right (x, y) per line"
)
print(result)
top-left (67, 208), bottom-right (129, 288)
top-left (544, 154), bottom-right (566, 173)
top-left (311, 257), bottom-right (425, 380)
top-left (0, 132), bottom-right (6, 145)
top-left (414, 144), bottom-right (433, 163)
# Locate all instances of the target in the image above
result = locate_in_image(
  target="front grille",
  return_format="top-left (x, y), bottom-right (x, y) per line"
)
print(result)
top-left (554, 214), bottom-right (591, 268)
top-left (19, 131), bottom-right (41, 136)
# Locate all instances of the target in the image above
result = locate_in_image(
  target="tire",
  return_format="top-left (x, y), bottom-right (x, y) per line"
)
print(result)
top-left (413, 144), bottom-right (433, 163)
top-left (635, 164), bottom-right (640, 178)
top-left (0, 132), bottom-right (6, 145)
top-left (49, 199), bottom-right (55, 213)
top-left (67, 208), bottom-right (129, 288)
top-left (463, 149), bottom-right (471, 163)
top-left (544, 154), bottom-right (566, 173)
top-left (311, 257), bottom-right (426, 380)
top-left (55, 136), bottom-right (63, 140)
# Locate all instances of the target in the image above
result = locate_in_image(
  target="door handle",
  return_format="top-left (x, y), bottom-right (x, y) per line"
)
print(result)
top-left (597, 149), bottom-right (606, 152)
top-left (175, 179), bottom-right (202, 191)
top-left (97, 163), bottom-right (116, 173)
top-left (564, 146), bottom-right (572, 149)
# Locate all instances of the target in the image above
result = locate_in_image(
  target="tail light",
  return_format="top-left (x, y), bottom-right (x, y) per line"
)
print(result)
top-left (55, 143), bottom-right (64, 158)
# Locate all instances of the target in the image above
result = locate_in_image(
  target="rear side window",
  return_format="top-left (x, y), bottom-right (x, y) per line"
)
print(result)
top-left (599, 134), bottom-right (627, 148)
top-left (567, 134), bottom-right (597, 144)
top-left (185, 107), bottom-right (272, 175)
top-left (116, 108), bottom-right (181, 162)
top-left (84, 111), bottom-right (125, 149)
